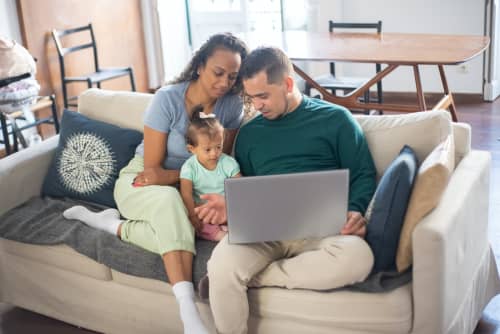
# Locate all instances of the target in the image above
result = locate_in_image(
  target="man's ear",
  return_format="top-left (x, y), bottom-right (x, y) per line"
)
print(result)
top-left (285, 75), bottom-right (294, 93)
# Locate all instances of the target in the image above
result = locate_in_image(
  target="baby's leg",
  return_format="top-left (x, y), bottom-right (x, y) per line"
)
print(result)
top-left (197, 223), bottom-right (227, 241)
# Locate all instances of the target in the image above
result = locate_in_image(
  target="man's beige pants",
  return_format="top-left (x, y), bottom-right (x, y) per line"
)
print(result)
top-left (207, 234), bottom-right (374, 334)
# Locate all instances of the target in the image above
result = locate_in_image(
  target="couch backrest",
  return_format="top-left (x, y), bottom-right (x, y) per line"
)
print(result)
top-left (79, 88), bottom-right (152, 132)
top-left (354, 111), bottom-right (452, 179)
top-left (78, 89), bottom-right (470, 178)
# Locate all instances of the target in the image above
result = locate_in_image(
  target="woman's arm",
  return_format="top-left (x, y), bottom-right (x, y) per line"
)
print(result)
top-left (133, 126), bottom-right (180, 186)
top-left (223, 128), bottom-right (238, 155)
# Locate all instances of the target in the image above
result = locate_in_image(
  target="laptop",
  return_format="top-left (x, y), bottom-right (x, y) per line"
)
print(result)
top-left (224, 169), bottom-right (349, 244)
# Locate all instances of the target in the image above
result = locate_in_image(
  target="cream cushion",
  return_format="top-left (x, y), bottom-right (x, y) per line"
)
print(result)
top-left (354, 110), bottom-right (451, 180)
top-left (396, 135), bottom-right (455, 272)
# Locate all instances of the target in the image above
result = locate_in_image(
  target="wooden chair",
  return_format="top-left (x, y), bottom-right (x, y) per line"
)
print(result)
top-left (51, 23), bottom-right (136, 109)
top-left (305, 21), bottom-right (383, 106)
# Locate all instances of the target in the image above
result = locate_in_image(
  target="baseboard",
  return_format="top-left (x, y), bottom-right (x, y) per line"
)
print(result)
top-left (378, 92), bottom-right (484, 105)
top-left (484, 80), bottom-right (500, 102)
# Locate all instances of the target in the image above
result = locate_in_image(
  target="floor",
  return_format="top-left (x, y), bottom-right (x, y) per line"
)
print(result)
top-left (0, 94), bottom-right (499, 333)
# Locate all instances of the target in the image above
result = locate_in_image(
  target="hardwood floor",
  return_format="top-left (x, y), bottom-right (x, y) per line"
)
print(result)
top-left (0, 94), bottom-right (499, 333)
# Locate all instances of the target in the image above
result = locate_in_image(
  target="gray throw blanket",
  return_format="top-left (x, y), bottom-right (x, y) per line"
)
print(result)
top-left (0, 196), bottom-right (411, 292)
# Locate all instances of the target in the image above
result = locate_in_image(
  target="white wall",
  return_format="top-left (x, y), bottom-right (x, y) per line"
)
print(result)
top-left (0, 0), bottom-right (22, 42)
top-left (484, 0), bottom-right (500, 100)
top-left (309, 0), bottom-right (487, 94)
top-left (2, 0), bottom-right (491, 94)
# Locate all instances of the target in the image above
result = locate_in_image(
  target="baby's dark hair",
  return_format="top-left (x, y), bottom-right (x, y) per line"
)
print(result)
top-left (186, 105), bottom-right (224, 146)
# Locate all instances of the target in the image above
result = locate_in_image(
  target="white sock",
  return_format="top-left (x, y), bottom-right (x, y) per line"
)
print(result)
top-left (63, 206), bottom-right (122, 235)
top-left (172, 281), bottom-right (209, 334)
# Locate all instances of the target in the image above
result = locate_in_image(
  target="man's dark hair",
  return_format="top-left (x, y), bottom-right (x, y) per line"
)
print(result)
top-left (240, 47), bottom-right (293, 84)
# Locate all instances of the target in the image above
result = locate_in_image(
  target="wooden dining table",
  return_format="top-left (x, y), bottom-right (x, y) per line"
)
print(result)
top-left (242, 31), bottom-right (490, 121)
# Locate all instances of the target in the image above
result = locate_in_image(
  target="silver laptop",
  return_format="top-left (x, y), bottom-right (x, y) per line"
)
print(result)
top-left (224, 169), bottom-right (349, 244)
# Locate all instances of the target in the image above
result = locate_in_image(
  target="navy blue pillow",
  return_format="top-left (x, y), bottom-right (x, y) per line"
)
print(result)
top-left (365, 145), bottom-right (418, 273)
top-left (42, 110), bottom-right (143, 207)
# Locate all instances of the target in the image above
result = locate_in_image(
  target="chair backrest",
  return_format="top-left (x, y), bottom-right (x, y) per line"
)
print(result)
top-left (51, 23), bottom-right (100, 79)
top-left (328, 21), bottom-right (382, 76)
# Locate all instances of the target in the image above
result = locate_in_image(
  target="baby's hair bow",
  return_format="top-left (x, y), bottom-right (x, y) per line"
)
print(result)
top-left (199, 113), bottom-right (216, 119)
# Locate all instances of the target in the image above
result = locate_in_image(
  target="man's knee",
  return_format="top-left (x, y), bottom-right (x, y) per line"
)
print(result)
top-left (325, 235), bottom-right (374, 277)
top-left (208, 238), bottom-right (262, 283)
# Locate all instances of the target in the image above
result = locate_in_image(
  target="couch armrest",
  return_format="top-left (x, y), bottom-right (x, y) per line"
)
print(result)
top-left (0, 136), bottom-right (58, 216)
top-left (411, 150), bottom-right (498, 333)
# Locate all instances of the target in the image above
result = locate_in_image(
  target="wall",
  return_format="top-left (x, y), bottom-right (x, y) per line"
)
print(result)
top-left (310, 0), bottom-right (487, 94)
top-left (15, 0), bottom-right (149, 109)
top-left (0, 0), bottom-right (22, 41)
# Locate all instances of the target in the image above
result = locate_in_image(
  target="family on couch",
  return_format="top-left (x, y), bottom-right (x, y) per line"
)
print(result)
top-left (63, 33), bottom-right (379, 334)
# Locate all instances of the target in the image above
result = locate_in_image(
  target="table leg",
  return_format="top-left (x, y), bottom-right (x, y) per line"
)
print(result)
top-left (438, 65), bottom-right (458, 122)
top-left (293, 63), bottom-right (420, 113)
top-left (413, 65), bottom-right (427, 110)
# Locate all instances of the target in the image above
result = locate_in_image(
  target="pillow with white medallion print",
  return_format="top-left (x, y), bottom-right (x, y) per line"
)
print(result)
top-left (42, 110), bottom-right (143, 207)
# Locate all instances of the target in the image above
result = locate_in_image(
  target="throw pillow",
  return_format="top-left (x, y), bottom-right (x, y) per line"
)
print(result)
top-left (365, 145), bottom-right (418, 273)
top-left (42, 110), bottom-right (143, 207)
top-left (396, 135), bottom-right (455, 272)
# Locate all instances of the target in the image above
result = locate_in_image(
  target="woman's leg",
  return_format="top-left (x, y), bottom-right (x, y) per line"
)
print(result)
top-left (114, 157), bottom-right (207, 333)
top-left (64, 157), bottom-right (206, 333)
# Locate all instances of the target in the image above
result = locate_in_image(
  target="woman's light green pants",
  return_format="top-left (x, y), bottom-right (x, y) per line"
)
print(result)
top-left (114, 156), bottom-right (195, 255)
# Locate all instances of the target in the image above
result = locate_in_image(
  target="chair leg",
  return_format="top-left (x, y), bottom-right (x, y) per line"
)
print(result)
top-left (377, 81), bottom-right (383, 104)
top-left (62, 80), bottom-right (69, 109)
top-left (0, 113), bottom-right (11, 156)
top-left (12, 124), bottom-right (18, 152)
top-left (129, 68), bottom-right (136, 91)
top-left (364, 91), bottom-right (371, 115)
top-left (97, 82), bottom-right (101, 89)
top-left (304, 83), bottom-right (311, 96)
top-left (50, 94), bottom-right (60, 134)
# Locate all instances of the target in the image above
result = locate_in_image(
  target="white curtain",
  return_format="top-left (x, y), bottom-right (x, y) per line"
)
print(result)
top-left (141, 0), bottom-right (192, 89)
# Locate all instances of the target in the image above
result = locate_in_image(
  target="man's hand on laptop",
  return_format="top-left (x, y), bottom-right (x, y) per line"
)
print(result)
top-left (194, 194), bottom-right (227, 225)
top-left (341, 211), bottom-right (367, 238)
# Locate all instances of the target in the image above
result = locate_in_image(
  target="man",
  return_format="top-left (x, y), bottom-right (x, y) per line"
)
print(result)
top-left (196, 47), bottom-right (376, 334)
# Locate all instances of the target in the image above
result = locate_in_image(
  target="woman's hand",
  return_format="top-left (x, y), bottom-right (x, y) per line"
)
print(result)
top-left (194, 194), bottom-right (227, 225)
top-left (133, 167), bottom-right (179, 187)
top-left (341, 211), bottom-right (367, 238)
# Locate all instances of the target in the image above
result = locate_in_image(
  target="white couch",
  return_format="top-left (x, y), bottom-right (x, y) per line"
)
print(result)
top-left (0, 88), bottom-right (498, 334)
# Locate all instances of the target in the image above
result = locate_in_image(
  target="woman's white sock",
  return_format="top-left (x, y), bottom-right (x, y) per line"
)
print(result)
top-left (172, 281), bottom-right (209, 334)
top-left (63, 206), bottom-right (122, 235)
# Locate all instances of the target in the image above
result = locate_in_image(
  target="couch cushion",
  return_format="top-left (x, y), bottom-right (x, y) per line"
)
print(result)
top-left (0, 238), bottom-right (112, 281)
top-left (396, 134), bottom-right (455, 272)
top-left (111, 269), bottom-right (172, 294)
top-left (79, 88), bottom-right (153, 132)
top-left (366, 145), bottom-right (418, 273)
top-left (42, 110), bottom-right (143, 207)
top-left (452, 122), bottom-right (471, 165)
top-left (248, 284), bottom-right (412, 333)
top-left (354, 110), bottom-right (451, 180)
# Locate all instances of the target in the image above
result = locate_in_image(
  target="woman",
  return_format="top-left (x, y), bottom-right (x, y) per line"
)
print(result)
top-left (63, 33), bottom-right (249, 334)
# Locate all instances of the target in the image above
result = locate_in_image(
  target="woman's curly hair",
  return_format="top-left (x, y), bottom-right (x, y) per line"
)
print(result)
top-left (169, 33), bottom-right (249, 95)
